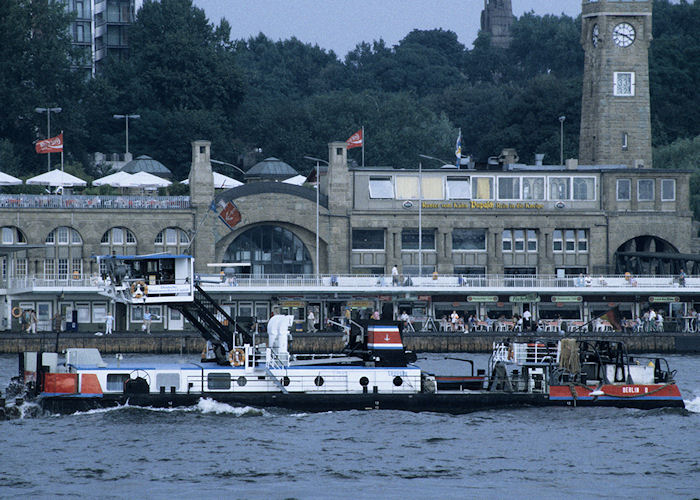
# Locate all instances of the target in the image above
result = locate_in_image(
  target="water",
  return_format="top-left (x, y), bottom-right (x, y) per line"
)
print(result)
top-left (1, 352), bottom-right (699, 499)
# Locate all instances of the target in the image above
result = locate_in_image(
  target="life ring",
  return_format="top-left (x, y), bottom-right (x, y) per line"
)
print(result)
top-left (11, 306), bottom-right (23, 318)
top-left (130, 281), bottom-right (148, 298)
top-left (228, 348), bottom-right (246, 367)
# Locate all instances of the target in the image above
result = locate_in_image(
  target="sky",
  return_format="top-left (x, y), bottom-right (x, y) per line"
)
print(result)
top-left (192, 0), bottom-right (583, 57)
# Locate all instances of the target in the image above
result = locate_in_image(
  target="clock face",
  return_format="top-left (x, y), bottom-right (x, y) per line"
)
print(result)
top-left (592, 24), bottom-right (600, 47)
top-left (613, 22), bottom-right (635, 47)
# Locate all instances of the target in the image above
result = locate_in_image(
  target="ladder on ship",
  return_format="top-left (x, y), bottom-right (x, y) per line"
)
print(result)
top-left (171, 284), bottom-right (254, 359)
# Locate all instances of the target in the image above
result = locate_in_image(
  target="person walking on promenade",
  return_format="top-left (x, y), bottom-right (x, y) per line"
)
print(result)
top-left (105, 311), bottom-right (114, 335)
top-left (143, 310), bottom-right (152, 334)
top-left (307, 309), bottom-right (317, 333)
top-left (29, 309), bottom-right (38, 334)
top-left (392, 265), bottom-right (400, 286)
top-left (679, 269), bottom-right (687, 287)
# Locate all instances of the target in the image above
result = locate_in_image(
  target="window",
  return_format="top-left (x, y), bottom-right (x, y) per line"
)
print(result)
top-left (15, 259), bottom-right (27, 277)
top-left (166, 229), bottom-right (177, 245)
top-left (522, 177), bottom-right (545, 200)
top-left (92, 303), bottom-right (107, 323)
top-left (369, 177), bottom-right (393, 199)
top-left (549, 178), bottom-right (570, 200)
top-left (502, 230), bottom-right (512, 251)
top-left (498, 177), bottom-right (520, 200)
top-left (401, 229), bottom-right (435, 250)
top-left (661, 179), bottom-right (676, 201)
top-left (155, 228), bottom-right (190, 253)
top-left (395, 176), bottom-right (418, 199)
top-left (613, 72), bottom-right (635, 96)
top-left (565, 230), bottom-right (575, 252)
top-left (452, 229), bottom-right (486, 251)
top-left (446, 177), bottom-right (471, 199)
top-left (577, 230), bottom-right (588, 252)
top-left (638, 179), bottom-right (654, 201)
top-left (352, 229), bottom-right (384, 250)
top-left (112, 228), bottom-right (124, 245)
top-left (527, 230), bottom-right (537, 252)
top-left (58, 227), bottom-right (69, 245)
top-left (76, 303), bottom-right (90, 323)
top-left (46, 227), bottom-right (81, 246)
top-left (622, 132), bottom-right (628, 151)
top-left (472, 177), bottom-right (493, 200)
top-left (106, 374), bottom-right (129, 391)
top-left (1, 227), bottom-right (12, 244)
top-left (224, 225), bottom-right (312, 275)
top-left (44, 259), bottom-right (55, 276)
top-left (422, 177), bottom-right (444, 200)
top-left (573, 178), bottom-right (595, 200)
top-left (207, 373), bottom-right (231, 390)
top-left (72, 258), bottom-right (82, 276)
top-left (553, 230), bottom-right (563, 252)
top-left (617, 179), bottom-right (631, 201)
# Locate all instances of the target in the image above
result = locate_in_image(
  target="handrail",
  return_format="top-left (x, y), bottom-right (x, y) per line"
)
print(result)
top-left (0, 194), bottom-right (190, 210)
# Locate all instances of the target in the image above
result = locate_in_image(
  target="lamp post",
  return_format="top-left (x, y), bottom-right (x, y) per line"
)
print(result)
top-left (418, 161), bottom-right (422, 278)
top-left (35, 106), bottom-right (62, 171)
top-left (211, 159), bottom-right (247, 177)
top-left (559, 115), bottom-right (566, 165)
top-left (304, 155), bottom-right (328, 278)
top-left (418, 153), bottom-right (453, 167)
top-left (113, 114), bottom-right (140, 156)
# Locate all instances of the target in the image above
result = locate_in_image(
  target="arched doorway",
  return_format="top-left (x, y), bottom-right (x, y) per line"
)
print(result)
top-left (614, 235), bottom-right (680, 274)
top-left (224, 225), bottom-right (313, 275)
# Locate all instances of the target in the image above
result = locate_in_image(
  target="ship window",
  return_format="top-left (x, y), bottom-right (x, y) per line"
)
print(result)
top-left (393, 376), bottom-right (403, 387)
top-left (314, 375), bottom-right (324, 387)
top-left (156, 373), bottom-right (180, 391)
top-left (207, 373), bottom-right (231, 390)
top-left (106, 373), bottom-right (129, 391)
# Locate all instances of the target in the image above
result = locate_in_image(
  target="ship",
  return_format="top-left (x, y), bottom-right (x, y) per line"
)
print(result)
top-left (1, 254), bottom-right (684, 417)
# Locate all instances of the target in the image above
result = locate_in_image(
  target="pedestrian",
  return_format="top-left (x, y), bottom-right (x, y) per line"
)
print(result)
top-left (105, 311), bottom-right (114, 335)
top-left (391, 265), bottom-right (399, 286)
top-left (679, 269), bottom-right (686, 287)
top-left (143, 310), bottom-right (152, 334)
top-left (522, 309), bottom-right (532, 331)
top-left (450, 310), bottom-right (459, 332)
top-left (307, 309), bottom-right (317, 333)
top-left (371, 310), bottom-right (381, 320)
top-left (29, 309), bottom-right (37, 334)
top-left (53, 312), bottom-right (62, 332)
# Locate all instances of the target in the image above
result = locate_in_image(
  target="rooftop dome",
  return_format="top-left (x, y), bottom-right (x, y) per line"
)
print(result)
top-left (245, 157), bottom-right (298, 181)
top-left (120, 155), bottom-right (172, 178)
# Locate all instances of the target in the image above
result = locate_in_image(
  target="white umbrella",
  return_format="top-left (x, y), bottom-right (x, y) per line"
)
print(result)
top-left (128, 171), bottom-right (172, 188)
top-left (282, 174), bottom-right (307, 186)
top-left (180, 172), bottom-right (242, 189)
top-left (26, 169), bottom-right (87, 187)
top-left (93, 171), bottom-right (135, 187)
top-left (0, 171), bottom-right (23, 186)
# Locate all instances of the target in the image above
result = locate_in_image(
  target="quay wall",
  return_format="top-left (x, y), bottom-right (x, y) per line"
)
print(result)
top-left (1, 332), bottom-right (699, 355)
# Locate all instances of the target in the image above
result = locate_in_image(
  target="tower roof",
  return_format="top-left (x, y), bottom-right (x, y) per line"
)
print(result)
top-left (245, 157), bottom-right (298, 180)
top-left (120, 155), bottom-right (172, 178)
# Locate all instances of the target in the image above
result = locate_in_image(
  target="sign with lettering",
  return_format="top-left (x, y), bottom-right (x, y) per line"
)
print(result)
top-left (509, 295), bottom-right (541, 303)
top-left (648, 296), bottom-right (680, 303)
top-left (280, 301), bottom-right (305, 307)
top-left (551, 296), bottom-right (582, 303)
top-left (421, 201), bottom-right (544, 210)
top-left (467, 295), bottom-right (499, 303)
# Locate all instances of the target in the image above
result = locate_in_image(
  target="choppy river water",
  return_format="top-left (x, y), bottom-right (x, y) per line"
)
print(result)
top-left (1, 353), bottom-right (699, 499)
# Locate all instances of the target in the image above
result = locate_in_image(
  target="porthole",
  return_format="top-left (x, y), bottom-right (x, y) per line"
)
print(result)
top-left (281, 376), bottom-right (290, 387)
top-left (237, 376), bottom-right (247, 387)
top-left (393, 376), bottom-right (403, 387)
top-left (359, 376), bottom-right (369, 387)
top-left (314, 375), bottom-right (324, 387)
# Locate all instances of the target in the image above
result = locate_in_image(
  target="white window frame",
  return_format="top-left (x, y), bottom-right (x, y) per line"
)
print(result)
top-left (1, 227), bottom-right (13, 244)
top-left (497, 177), bottom-right (520, 201)
top-left (549, 177), bottom-right (571, 201)
top-left (527, 230), bottom-right (537, 252)
top-left (502, 230), bottom-right (513, 252)
top-left (553, 230), bottom-right (563, 253)
top-left (446, 177), bottom-right (471, 200)
top-left (577, 230), bottom-right (588, 253)
top-left (92, 302), bottom-right (107, 323)
top-left (522, 177), bottom-right (545, 201)
top-left (472, 176), bottom-right (494, 200)
top-left (613, 72), bottom-right (635, 97)
top-left (616, 179), bottom-right (631, 201)
top-left (565, 230), bottom-right (576, 252)
top-left (368, 177), bottom-right (394, 199)
top-left (513, 229), bottom-right (525, 252)
top-left (637, 179), bottom-right (654, 201)
top-left (661, 179), bottom-right (676, 201)
top-left (572, 177), bottom-right (596, 201)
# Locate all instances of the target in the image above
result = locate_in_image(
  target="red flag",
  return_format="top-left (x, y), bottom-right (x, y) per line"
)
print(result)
top-left (218, 201), bottom-right (242, 230)
top-left (346, 129), bottom-right (363, 149)
top-left (35, 133), bottom-right (63, 154)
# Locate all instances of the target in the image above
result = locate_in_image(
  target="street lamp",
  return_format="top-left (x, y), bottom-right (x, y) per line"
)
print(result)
top-left (418, 153), bottom-right (454, 167)
top-left (418, 161), bottom-right (423, 278)
top-left (211, 159), bottom-right (246, 177)
top-left (113, 114), bottom-right (140, 156)
top-left (558, 115), bottom-right (566, 165)
top-left (35, 106), bottom-right (62, 171)
top-left (304, 155), bottom-right (328, 278)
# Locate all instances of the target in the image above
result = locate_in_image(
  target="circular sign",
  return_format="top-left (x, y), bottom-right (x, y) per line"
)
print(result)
top-left (403, 200), bottom-right (413, 209)
top-left (555, 201), bottom-right (566, 209)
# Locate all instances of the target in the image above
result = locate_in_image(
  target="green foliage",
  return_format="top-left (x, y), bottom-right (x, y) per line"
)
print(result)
top-left (0, 0), bottom-right (699, 186)
top-left (653, 134), bottom-right (700, 218)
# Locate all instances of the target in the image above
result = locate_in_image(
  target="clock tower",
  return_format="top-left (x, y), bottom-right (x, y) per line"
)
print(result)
top-left (579, 0), bottom-right (653, 168)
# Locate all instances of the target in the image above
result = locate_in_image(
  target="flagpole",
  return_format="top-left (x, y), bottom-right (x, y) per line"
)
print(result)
top-left (361, 126), bottom-right (365, 167)
top-left (61, 130), bottom-right (64, 171)
top-left (418, 160), bottom-right (422, 278)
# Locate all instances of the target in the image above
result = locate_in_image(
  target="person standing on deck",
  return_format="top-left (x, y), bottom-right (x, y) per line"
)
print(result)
top-left (307, 309), bottom-right (317, 333)
top-left (105, 311), bottom-right (114, 335)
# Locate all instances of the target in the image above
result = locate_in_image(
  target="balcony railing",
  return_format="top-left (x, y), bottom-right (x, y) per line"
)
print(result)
top-left (0, 194), bottom-right (190, 210)
top-left (1, 273), bottom-right (695, 292)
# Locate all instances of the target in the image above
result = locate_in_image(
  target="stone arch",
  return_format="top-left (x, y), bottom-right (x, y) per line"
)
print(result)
top-left (222, 224), bottom-right (313, 275)
top-left (0, 226), bottom-right (27, 244)
top-left (43, 226), bottom-right (85, 278)
top-left (614, 235), bottom-right (680, 274)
